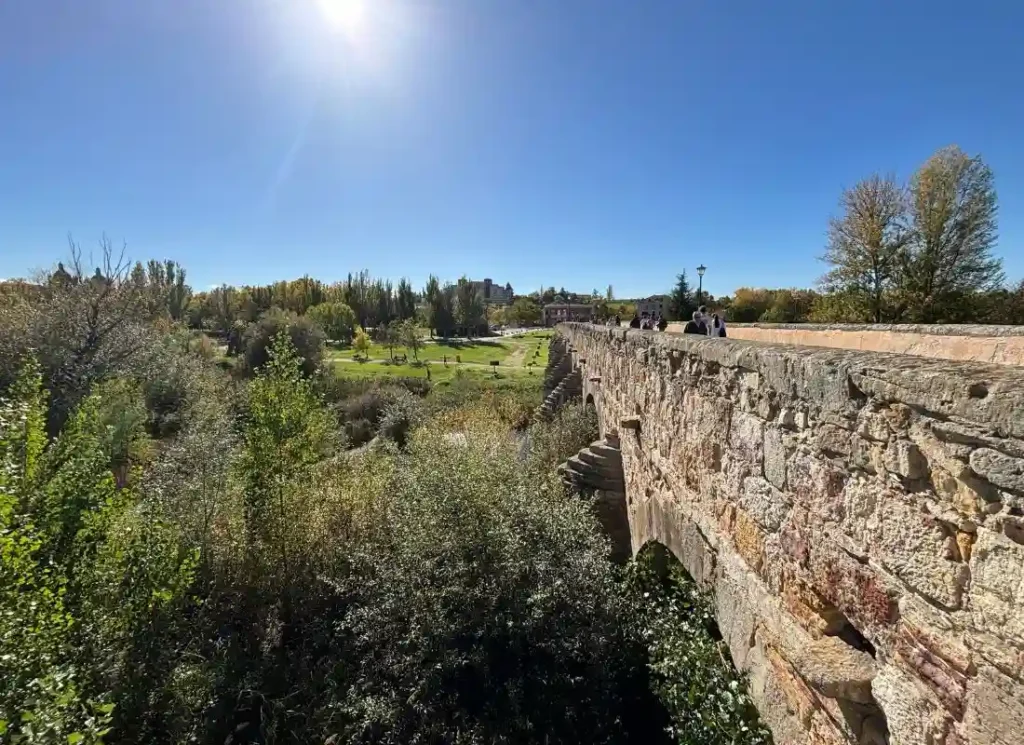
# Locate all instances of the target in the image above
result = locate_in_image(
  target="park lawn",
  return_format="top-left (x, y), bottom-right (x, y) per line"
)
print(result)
top-left (332, 358), bottom-right (543, 387)
top-left (517, 331), bottom-right (552, 369)
top-left (333, 338), bottom-right (516, 365)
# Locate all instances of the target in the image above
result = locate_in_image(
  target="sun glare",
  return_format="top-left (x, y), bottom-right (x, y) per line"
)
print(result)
top-left (316, 0), bottom-right (368, 37)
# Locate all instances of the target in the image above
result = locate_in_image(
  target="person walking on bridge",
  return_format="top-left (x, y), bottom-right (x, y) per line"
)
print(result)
top-left (683, 310), bottom-right (706, 335)
top-left (709, 313), bottom-right (727, 338)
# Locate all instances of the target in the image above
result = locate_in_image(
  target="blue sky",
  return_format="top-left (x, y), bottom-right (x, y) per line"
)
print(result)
top-left (1, 0), bottom-right (1022, 299)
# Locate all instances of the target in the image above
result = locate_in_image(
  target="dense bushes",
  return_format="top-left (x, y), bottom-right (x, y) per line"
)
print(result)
top-left (241, 308), bottom-right (326, 377)
top-left (625, 546), bottom-right (772, 745)
top-left (1, 264), bottom-right (771, 745)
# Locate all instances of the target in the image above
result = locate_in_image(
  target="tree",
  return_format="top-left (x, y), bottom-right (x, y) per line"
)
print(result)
top-left (242, 308), bottom-right (326, 377)
top-left (423, 275), bottom-right (457, 338)
top-left (400, 319), bottom-right (423, 361)
top-left (240, 333), bottom-right (337, 570)
top-left (820, 174), bottom-right (908, 323)
top-left (397, 278), bottom-right (417, 321)
top-left (506, 296), bottom-right (542, 327)
top-left (456, 277), bottom-right (485, 338)
top-left (668, 272), bottom-right (696, 321)
top-left (353, 327), bottom-right (371, 359)
top-left (307, 301), bottom-right (357, 344)
top-left (380, 322), bottom-right (400, 360)
top-left (487, 303), bottom-right (506, 328)
top-left (606, 285), bottom-right (614, 302)
top-left (902, 145), bottom-right (1003, 321)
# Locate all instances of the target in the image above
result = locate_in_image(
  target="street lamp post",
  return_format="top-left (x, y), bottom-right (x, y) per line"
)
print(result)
top-left (696, 264), bottom-right (707, 307)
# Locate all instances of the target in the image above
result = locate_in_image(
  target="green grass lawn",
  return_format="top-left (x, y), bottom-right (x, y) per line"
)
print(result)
top-left (332, 339), bottom-right (512, 365)
top-left (332, 358), bottom-right (543, 387)
top-left (329, 331), bottom-right (554, 387)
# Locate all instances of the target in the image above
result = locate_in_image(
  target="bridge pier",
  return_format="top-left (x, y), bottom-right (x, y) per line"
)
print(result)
top-left (535, 335), bottom-right (583, 422)
top-left (557, 433), bottom-right (631, 562)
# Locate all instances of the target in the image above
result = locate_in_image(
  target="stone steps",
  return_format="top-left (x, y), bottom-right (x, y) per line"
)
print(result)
top-left (534, 369), bottom-right (583, 422)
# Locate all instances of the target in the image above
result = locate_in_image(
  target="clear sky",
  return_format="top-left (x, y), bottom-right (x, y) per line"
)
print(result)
top-left (1, 0), bottom-right (1022, 299)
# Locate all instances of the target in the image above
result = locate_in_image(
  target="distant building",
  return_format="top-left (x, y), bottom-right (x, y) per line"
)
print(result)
top-left (636, 294), bottom-right (668, 318)
top-left (470, 278), bottom-right (514, 305)
top-left (543, 303), bottom-right (596, 326)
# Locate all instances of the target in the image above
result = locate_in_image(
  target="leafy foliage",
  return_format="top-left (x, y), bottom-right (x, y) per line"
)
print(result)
top-left (307, 301), bottom-right (357, 344)
top-left (625, 547), bottom-right (772, 745)
top-left (242, 308), bottom-right (326, 377)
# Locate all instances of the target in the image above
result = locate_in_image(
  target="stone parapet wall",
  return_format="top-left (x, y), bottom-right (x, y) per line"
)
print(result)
top-left (560, 322), bottom-right (1024, 745)
top-left (662, 322), bottom-right (1024, 366)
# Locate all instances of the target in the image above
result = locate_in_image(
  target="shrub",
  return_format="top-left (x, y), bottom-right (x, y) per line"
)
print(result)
top-left (336, 425), bottom-right (639, 744)
top-left (0, 358), bottom-right (196, 745)
top-left (242, 308), bottom-right (325, 377)
top-left (307, 301), bottom-right (357, 344)
top-left (525, 401), bottom-right (599, 471)
top-left (624, 546), bottom-right (772, 745)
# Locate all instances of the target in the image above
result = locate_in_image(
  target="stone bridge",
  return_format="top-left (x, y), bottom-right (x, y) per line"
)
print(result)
top-left (542, 323), bottom-right (1024, 745)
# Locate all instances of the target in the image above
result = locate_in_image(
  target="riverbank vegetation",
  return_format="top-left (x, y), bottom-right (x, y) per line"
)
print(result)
top-left (1, 253), bottom-right (769, 745)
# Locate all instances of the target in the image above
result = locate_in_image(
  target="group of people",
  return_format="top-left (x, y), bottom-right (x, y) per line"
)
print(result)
top-left (607, 305), bottom-right (727, 338)
top-left (683, 306), bottom-right (727, 338)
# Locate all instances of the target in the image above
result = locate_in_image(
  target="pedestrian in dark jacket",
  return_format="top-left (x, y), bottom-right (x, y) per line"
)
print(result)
top-left (683, 311), bottom-right (706, 335)
top-left (629, 314), bottom-right (641, 329)
top-left (657, 315), bottom-right (668, 332)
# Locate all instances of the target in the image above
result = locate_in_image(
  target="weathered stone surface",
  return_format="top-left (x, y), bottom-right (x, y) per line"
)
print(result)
top-left (967, 528), bottom-right (1024, 647)
top-left (764, 424), bottom-right (787, 488)
top-left (740, 476), bottom-right (791, 531)
top-left (872, 664), bottom-right (955, 745)
top-left (969, 448), bottom-right (1024, 493)
top-left (886, 439), bottom-right (929, 480)
top-left (555, 323), bottom-right (1024, 745)
top-left (791, 635), bottom-right (877, 703)
top-left (964, 665), bottom-right (1024, 745)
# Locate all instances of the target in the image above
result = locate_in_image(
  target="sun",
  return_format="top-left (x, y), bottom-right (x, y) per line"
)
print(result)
top-left (315, 0), bottom-right (368, 37)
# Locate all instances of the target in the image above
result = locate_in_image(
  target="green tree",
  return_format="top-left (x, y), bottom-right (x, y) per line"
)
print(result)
top-left (820, 174), bottom-right (908, 323)
top-left (242, 308), bottom-right (326, 378)
top-left (353, 327), bottom-right (371, 359)
top-left (1, 359), bottom-right (194, 744)
top-left (507, 296), bottom-right (542, 327)
top-left (456, 277), bottom-right (484, 337)
top-left (379, 322), bottom-right (400, 360)
top-left (902, 145), bottom-right (1004, 321)
top-left (396, 278), bottom-right (417, 321)
top-left (307, 301), bottom-right (357, 344)
top-left (423, 275), bottom-right (456, 338)
top-left (399, 319), bottom-right (423, 361)
top-left (239, 333), bottom-right (337, 573)
top-left (668, 271), bottom-right (696, 321)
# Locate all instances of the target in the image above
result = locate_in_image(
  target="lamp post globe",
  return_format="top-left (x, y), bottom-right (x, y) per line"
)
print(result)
top-left (696, 265), bottom-right (707, 306)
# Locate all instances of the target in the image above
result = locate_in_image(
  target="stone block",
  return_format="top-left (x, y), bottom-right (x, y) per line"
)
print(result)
top-left (969, 448), bottom-right (1024, 494)
top-left (818, 424), bottom-right (854, 457)
top-left (728, 411), bottom-right (765, 471)
top-left (838, 479), bottom-right (968, 610)
top-left (857, 409), bottom-right (894, 443)
top-left (791, 635), bottom-right (877, 703)
top-left (740, 475), bottom-right (791, 531)
top-left (968, 527), bottom-right (1024, 647)
top-left (963, 665), bottom-right (1024, 745)
top-left (807, 539), bottom-right (899, 636)
top-left (872, 663), bottom-right (955, 745)
top-left (764, 424), bottom-right (788, 489)
top-left (885, 439), bottom-right (929, 480)
top-left (733, 508), bottom-right (766, 573)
